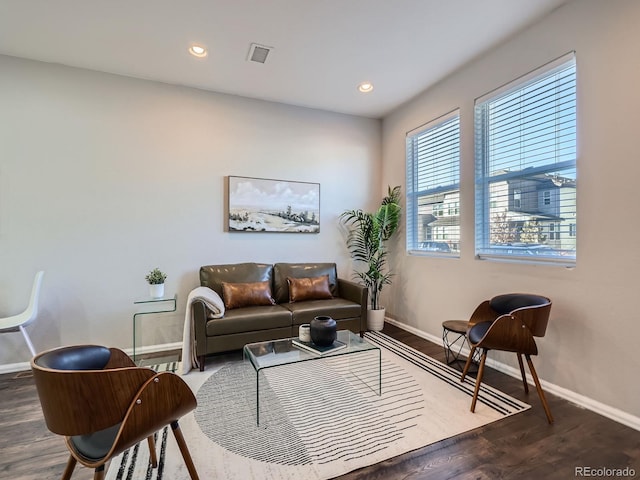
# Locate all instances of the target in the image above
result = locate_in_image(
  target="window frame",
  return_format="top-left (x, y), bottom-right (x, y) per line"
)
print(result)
top-left (513, 189), bottom-right (522, 209)
top-left (474, 52), bottom-right (577, 266)
top-left (406, 109), bottom-right (461, 257)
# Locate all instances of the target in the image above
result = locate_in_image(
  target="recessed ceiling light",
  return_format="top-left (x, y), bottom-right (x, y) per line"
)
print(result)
top-left (358, 82), bottom-right (374, 93)
top-left (188, 44), bottom-right (207, 58)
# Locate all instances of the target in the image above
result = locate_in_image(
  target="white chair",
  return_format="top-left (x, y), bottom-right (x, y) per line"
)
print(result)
top-left (0, 271), bottom-right (44, 356)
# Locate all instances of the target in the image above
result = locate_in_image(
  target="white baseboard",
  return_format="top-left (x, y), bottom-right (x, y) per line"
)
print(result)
top-left (385, 317), bottom-right (640, 432)
top-left (0, 361), bottom-right (30, 375)
top-left (0, 341), bottom-right (182, 376)
top-left (131, 341), bottom-right (182, 357)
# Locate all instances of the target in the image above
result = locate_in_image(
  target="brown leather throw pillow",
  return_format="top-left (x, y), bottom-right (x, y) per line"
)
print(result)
top-left (287, 275), bottom-right (333, 303)
top-left (221, 281), bottom-right (276, 310)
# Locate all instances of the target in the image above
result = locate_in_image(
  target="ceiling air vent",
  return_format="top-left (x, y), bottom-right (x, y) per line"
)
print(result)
top-left (247, 43), bottom-right (273, 64)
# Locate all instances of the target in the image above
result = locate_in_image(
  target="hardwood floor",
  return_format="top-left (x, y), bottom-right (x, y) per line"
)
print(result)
top-left (1, 323), bottom-right (639, 479)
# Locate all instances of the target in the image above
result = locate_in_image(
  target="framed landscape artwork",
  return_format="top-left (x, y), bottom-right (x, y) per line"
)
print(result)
top-left (227, 176), bottom-right (320, 233)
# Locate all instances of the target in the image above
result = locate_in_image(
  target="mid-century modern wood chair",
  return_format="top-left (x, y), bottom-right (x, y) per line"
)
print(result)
top-left (460, 293), bottom-right (554, 423)
top-left (31, 345), bottom-right (200, 480)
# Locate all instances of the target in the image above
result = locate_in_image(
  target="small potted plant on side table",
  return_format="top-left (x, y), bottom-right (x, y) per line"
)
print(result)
top-left (145, 268), bottom-right (167, 298)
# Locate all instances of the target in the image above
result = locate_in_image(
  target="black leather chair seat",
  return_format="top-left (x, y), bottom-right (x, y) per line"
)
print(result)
top-left (71, 423), bottom-right (121, 461)
top-left (206, 305), bottom-right (292, 336)
top-left (468, 321), bottom-right (492, 344)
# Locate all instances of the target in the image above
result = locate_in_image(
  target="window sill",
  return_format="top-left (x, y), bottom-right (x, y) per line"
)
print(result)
top-left (476, 254), bottom-right (575, 268)
top-left (408, 250), bottom-right (460, 259)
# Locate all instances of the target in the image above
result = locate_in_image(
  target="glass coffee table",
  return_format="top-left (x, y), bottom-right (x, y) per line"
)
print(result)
top-left (243, 330), bottom-right (381, 425)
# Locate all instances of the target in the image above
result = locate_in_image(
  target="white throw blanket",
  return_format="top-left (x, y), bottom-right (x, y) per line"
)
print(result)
top-left (180, 286), bottom-right (225, 375)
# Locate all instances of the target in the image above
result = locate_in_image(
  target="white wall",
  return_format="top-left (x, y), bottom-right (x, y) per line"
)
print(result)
top-left (382, 0), bottom-right (640, 419)
top-left (0, 55), bottom-right (381, 365)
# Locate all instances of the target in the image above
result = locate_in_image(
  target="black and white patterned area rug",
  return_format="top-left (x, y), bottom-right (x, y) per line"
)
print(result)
top-left (106, 332), bottom-right (529, 480)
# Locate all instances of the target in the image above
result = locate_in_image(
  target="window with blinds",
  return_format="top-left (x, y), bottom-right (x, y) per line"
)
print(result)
top-left (406, 110), bottom-right (460, 256)
top-left (475, 53), bottom-right (577, 265)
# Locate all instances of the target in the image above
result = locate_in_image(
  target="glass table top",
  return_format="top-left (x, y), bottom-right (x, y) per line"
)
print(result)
top-left (243, 330), bottom-right (378, 371)
top-left (134, 293), bottom-right (177, 304)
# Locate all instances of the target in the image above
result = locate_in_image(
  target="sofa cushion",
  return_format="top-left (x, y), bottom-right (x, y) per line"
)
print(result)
top-left (273, 263), bottom-right (338, 304)
top-left (221, 281), bottom-right (275, 310)
top-left (287, 275), bottom-right (333, 302)
top-left (206, 305), bottom-right (292, 336)
top-left (200, 263), bottom-right (273, 297)
top-left (283, 297), bottom-right (361, 324)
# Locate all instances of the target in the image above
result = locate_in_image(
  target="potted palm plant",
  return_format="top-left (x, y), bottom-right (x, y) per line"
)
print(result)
top-left (145, 268), bottom-right (167, 298)
top-left (340, 186), bottom-right (401, 331)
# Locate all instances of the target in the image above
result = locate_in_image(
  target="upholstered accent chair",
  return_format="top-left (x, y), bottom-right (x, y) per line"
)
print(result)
top-left (31, 345), bottom-right (200, 480)
top-left (460, 293), bottom-right (554, 423)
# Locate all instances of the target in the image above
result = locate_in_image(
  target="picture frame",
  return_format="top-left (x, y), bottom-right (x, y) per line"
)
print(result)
top-left (227, 176), bottom-right (320, 233)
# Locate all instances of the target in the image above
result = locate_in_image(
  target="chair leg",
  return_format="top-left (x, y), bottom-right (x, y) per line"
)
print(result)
top-left (525, 354), bottom-right (554, 424)
top-left (62, 455), bottom-right (77, 480)
top-left (147, 435), bottom-right (158, 468)
top-left (460, 345), bottom-right (476, 382)
top-left (171, 421), bottom-right (200, 480)
top-left (19, 325), bottom-right (36, 356)
top-left (517, 353), bottom-right (529, 394)
top-left (93, 464), bottom-right (105, 480)
top-left (198, 355), bottom-right (205, 372)
top-left (470, 350), bottom-right (488, 413)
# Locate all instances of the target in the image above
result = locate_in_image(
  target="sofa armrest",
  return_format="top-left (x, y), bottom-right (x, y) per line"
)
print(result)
top-left (337, 278), bottom-right (368, 334)
top-left (192, 300), bottom-right (209, 357)
top-left (337, 278), bottom-right (366, 304)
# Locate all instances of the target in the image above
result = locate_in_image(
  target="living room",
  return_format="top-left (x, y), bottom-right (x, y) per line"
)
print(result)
top-left (1, 0), bottom-right (639, 478)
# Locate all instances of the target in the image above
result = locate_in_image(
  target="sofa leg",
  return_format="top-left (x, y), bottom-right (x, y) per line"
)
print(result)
top-left (198, 355), bottom-right (205, 372)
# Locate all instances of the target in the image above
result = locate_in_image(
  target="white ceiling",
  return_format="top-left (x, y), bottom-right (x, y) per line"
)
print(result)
top-left (0, 0), bottom-right (569, 118)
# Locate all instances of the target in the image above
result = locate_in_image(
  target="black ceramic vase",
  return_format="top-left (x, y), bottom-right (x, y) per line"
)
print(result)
top-left (310, 315), bottom-right (337, 347)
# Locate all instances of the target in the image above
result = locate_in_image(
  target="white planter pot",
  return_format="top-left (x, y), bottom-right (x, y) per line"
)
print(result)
top-left (149, 283), bottom-right (165, 298)
top-left (367, 308), bottom-right (386, 331)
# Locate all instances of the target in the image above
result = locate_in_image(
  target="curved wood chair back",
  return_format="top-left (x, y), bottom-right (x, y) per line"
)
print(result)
top-left (31, 345), bottom-right (155, 436)
top-left (31, 345), bottom-right (200, 479)
top-left (461, 293), bottom-right (554, 424)
top-left (489, 293), bottom-right (551, 338)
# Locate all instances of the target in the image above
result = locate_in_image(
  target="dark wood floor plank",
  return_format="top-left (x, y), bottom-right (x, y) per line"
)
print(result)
top-left (336, 324), bottom-right (640, 479)
top-left (1, 323), bottom-right (639, 479)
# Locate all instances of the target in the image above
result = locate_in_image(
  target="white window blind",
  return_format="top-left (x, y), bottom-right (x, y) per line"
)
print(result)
top-left (406, 110), bottom-right (460, 256)
top-left (475, 53), bottom-right (576, 265)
